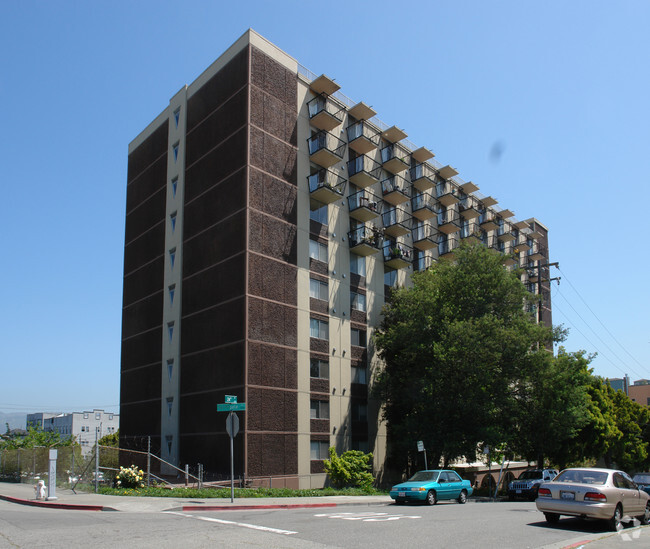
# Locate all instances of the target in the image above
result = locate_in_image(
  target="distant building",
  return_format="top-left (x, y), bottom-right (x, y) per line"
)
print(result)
top-left (26, 410), bottom-right (119, 455)
top-left (629, 382), bottom-right (650, 407)
top-left (607, 376), bottom-right (629, 395)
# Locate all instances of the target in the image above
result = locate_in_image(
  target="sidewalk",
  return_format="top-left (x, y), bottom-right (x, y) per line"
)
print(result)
top-left (0, 481), bottom-right (392, 513)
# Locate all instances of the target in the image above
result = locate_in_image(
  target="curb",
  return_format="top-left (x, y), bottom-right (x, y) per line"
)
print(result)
top-left (0, 494), bottom-right (108, 512)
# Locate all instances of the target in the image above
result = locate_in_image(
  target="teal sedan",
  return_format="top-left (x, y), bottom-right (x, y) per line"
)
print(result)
top-left (389, 469), bottom-right (473, 505)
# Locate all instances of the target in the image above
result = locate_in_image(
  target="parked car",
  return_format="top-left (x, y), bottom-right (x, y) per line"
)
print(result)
top-left (536, 468), bottom-right (650, 531)
top-left (632, 473), bottom-right (650, 496)
top-left (389, 469), bottom-right (473, 505)
top-left (508, 468), bottom-right (558, 500)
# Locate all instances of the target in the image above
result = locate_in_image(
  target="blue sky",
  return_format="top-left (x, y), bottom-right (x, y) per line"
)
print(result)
top-left (2, 0), bottom-right (648, 415)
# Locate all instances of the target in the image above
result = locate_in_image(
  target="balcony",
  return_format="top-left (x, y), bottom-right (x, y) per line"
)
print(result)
top-left (460, 222), bottom-right (481, 243)
top-left (438, 211), bottom-right (461, 235)
top-left (412, 146), bottom-right (434, 163)
top-left (381, 175), bottom-right (410, 205)
top-left (308, 94), bottom-right (344, 131)
top-left (348, 226), bottom-right (382, 256)
top-left (411, 192), bottom-right (438, 221)
top-left (380, 143), bottom-right (410, 174)
top-left (481, 234), bottom-right (499, 251)
top-left (481, 196), bottom-right (498, 207)
top-left (383, 242), bottom-right (413, 269)
top-left (497, 223), bottom-right (515, 242)
top-left (479, 210), bottom-right (498, 231)
top-left (438, 165), bottom-right (458, 179)
top-left (308, 130), bottom-right (346, 168)
top-left (528, 247), bottom-right (545, 261)
top-left (308, 168), bottom-right (346, 205)
top-left (382, 207), bottom-right (411, 237)
top-left (460, 181), bottom-right (479, 194)
top-left (513, 238), bottom-right (532, 253)
top-left (459, 195), bottom-right (481, 220)
top-left (381, 125), bottom-right (407, 143)
top-left (347, 121), bottom-right (380, 154)
top-left (348, 101), bottom-right (377, 121)
top-left (309, 74), bottom-right (340, 96)
top-left (347, 155), bottom-right (382, 188)
top-left (412, 222), bottom-right (439, 251)
top-left (435, 182), bottom-right (460, 207)
top-left (438, 235), bottom-right (460, 259)
top-left (414, 253), bottom-right (434, 272)
top-left (410, 163), bottom-right (437, 192)
top-left (348, 190), bottom-right (381, 222)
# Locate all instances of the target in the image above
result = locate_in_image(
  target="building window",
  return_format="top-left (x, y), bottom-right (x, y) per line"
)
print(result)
top-left (350, 291), bottom-right (366, 312)
top-left (352, 438), bottom-right (369, 453)
top-left (168, 322), bottom-right (174, 343)
top-left (309, 278), bottom-right (328, 301)
top-left (350, 254), bottom-right (366, 277)
top-left (351, 328), bottom-right (366, 348)
top-left (95, 412), bottom-right (101, 420)
top-left (310, 400), bottom-right (330, 419)
top-left (166, 435), bottom-right (173, 454)
top-left (352, 365), bottom-right (367, 384)
top-left (310, 318), bottom-right (329, 340)
top-left (172, 142), bottom-right (179, 162)
top-left (352, 402), bottom-right (368, 422)
top-left (173, 108), bottom-right (180, 128)
top-left (170, 212), bottom-right (177, 233)
top-left (167, 359), bottom-right (174, 381)
top-left (310, 203), bottom-right (328, 225)
top-left (169, 248), bottom-right (176, 269)
top-left (83, 413), bottom-right (89, 419)
top-left (169, 284), bottom-right (176, 305)
top-left (171, 177), bottom-right (178, 197)
top-left (310, 358), bottom-right (329, 379)
top-left (167, 397), bottom-right (173, 417)
top-left (309, 239), bottom-right (327, 263)
top-left (384, 269), bottom-right (397, 287)
top-left (108, 415), bottom-right (113, 421)
top-left (311, 440), bottom-right (329, 460)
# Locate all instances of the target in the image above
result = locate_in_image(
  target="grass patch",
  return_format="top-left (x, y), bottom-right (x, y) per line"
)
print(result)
top-left (97, 485), bottom-right (386, 498)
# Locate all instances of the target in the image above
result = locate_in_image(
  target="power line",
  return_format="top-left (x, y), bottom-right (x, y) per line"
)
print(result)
top-left (557, 266), bottom-right (647, 374)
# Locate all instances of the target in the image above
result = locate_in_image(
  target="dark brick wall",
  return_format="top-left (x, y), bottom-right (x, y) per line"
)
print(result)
top-left (120, 120), bottom-right (168, 447)
top-left (179, 47), bottom-right (249, 474)
top-left (245, 46), bottom-right (299, 477)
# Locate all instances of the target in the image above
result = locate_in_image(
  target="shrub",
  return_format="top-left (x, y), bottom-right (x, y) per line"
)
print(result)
top-left (114, 465), bottom-right (145, 489)
top-left (323, 447), bottom-right (374, 489)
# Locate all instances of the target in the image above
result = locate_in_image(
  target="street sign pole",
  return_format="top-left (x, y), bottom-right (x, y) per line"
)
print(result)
top-left (229, 412), bottom-right (235, 503)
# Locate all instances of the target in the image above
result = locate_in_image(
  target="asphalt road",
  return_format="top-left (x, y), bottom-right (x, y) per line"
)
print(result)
top-left (1, 499), bottom-right (647, 548)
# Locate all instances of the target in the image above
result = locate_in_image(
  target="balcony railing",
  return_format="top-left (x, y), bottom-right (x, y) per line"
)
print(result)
top-left (460, 222), bottom-right (481, 241)
top-left (411, 192), bottom-right (438, 221)
top-left (479, 210), bottom-right (498, 231)
top-left (348, 226), bottom-right (382, 256)
top-left (347, 155), bottom-right (382, 188)
top-left (435, 182), bottom-right (460, 207)
top-left (383, 242), bottom-right (413, 269)
top-left (348, 190), bottom-right (381, 222)
top-left (497, 223), bottom-right (516, 242)
top-left (438, 235), bottom-right (460, 257)
top-left (380, 143), bottom-right (410, 174)
top-left (412, 222), bottom-right (439, 250)
top-left (381, 175), bottom-right (411, 205)
top-left (308, 94), bottom-right (344, 131)
top-left (459, 196), bottom-right (481, 220)
top-left (414, 253), bottom-right (434, 272)
top-left (437, 209), bottom-right (461, 234)
top-left (307, 168), bottom-right (346, 205)
top-left (347, 121), bottom-right (380, 154)
top-left (308, 130), bottom-right (346, 168)
top-left (382, 207), bottom-right (411, 237)
top-left (410, 163), bottom-right (437, 192)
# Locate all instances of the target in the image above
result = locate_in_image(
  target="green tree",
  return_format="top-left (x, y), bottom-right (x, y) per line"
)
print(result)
top-left (374, 242), bottom-right (554, 470)
top-left (605, 390), bottom-right (650, 471)
top-left (98, 430), bottom-right (119, 447)
top-left (323, 447), bottom-right (374, 489)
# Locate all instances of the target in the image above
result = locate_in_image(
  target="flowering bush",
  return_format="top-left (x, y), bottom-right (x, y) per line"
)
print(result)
top-left (114, 465), bottom-right (145, 489)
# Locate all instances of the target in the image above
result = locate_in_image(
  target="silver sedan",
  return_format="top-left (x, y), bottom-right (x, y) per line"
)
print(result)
top-left (536, 468), bottom-right (650, 531)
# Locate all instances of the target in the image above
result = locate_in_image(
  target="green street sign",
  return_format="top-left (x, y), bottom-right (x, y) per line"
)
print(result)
top-left (217, 403), bottom-right (246, 412)
top-left (225, 395), bottom-right (238, 403)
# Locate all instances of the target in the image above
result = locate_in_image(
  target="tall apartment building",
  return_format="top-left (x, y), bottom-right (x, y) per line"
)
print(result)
top-left (121, 29), bottom-right (551, 487)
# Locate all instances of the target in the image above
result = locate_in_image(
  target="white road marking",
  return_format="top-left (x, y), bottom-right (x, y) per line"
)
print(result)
top-left (164, 511), bottom-right (297, 535)
top-left (314, 511), bottom-right (421, 522)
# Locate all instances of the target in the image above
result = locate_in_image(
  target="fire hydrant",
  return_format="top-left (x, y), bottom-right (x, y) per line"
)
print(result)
top-left (34, 480), bottom-right (46, 500)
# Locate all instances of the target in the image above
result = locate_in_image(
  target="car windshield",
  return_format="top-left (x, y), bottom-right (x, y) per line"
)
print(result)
top-left (518, 471), bottom-right (542, 480)
top-left (555, 470), bottom-right (608, 485)
top-left (409, 471), bottom-right (439, 482)
top-left (633, 474), bottom-right (650, 484)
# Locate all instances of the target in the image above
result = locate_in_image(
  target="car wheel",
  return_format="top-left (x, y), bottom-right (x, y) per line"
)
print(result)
top-left (639, 501), bottom-right (650, 525)
top-left (544, 512), bottom-right (560, 524)
top-left (457, 490), bottom-right (467, 504)
top-left (608, 504), bottom-right (623, 532)
top-left (426, 490), bottom-right (437, 506)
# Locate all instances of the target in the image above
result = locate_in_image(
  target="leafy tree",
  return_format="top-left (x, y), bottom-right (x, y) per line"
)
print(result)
top-left (323, 448), bottom-right (374, 489)
top-left (374, 242), bottom-right (554, 470)
top-left (98, 430), bottom-right (119, 447)
top-left (605, 390), bottom-right (650, 471)
top-left (0, 426), bottom-right (73, 450)
top-left (509, 348), bottom-right (592, 469)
